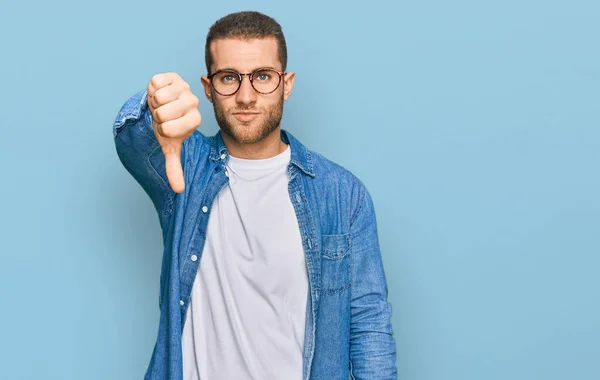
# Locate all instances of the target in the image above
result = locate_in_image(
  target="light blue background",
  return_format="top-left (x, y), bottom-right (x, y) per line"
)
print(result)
top-left (1, 0), bottom-right (598, 379)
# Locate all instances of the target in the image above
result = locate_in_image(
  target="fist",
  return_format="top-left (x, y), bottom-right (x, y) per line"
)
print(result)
top-left (147, 72), bottom-right (202, 193)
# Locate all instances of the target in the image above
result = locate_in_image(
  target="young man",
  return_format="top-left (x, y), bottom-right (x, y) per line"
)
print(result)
top-left (113, 11), bottom-right (397, 380)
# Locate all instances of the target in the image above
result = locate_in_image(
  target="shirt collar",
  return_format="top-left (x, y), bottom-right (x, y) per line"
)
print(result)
top-left (209, 129), bottom-right (315, 177)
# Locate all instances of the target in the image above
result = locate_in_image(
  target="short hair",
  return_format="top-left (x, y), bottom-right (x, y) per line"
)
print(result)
top-left (205, 11), bottom-right (288, 74)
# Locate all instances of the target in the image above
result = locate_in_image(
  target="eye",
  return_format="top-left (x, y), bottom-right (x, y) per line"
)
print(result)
top-left (253, 70), bottom-right (273, 81)
top-left (214, 71), bottom-right (239, 84)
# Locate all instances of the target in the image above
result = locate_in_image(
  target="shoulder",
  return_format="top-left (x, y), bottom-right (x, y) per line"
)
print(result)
top-left (310, 149), bottom-right (363, 185)
top-left (306, 148), bottom-right (370, 224)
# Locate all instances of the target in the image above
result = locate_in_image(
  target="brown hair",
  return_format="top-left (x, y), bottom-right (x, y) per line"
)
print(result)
top-left (205, 11), bottom-right (288, 74)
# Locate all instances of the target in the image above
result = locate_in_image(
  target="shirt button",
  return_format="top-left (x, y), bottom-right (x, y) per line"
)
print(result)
top-left (191, 254), bottom-right (198, 262)
top-left (225, 170), bottom-right (229, 178)
top-left (202, 206), bottom-right (208, 213)
top-left (220, 153), bottom-right (226, 160)
top-left (180, 300), bottom-right (184, 306)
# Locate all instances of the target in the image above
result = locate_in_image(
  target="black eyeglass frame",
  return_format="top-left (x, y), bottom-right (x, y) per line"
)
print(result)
top-left (207, 68), bottom-right (286, 96)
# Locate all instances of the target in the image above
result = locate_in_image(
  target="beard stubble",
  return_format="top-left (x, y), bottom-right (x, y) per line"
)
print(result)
top-left (213, 91), bottom-right (284, 145)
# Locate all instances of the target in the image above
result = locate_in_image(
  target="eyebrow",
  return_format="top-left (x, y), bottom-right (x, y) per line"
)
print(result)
top-left (214, 66), bottom-right (279, 73)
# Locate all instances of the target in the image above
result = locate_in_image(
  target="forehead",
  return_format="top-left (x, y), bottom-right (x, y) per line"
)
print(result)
top-left (210, 37), bottom-right (281, 72)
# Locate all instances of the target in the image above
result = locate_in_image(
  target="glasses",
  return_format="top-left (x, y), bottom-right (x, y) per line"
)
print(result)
top-left (207, 68), bottom-right (285, 96)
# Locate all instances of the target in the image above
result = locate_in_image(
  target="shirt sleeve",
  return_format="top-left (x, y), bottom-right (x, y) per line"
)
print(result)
top-left (112, 89), bottom-right (175, 230)
top-left (349, 188), bottom-right (398, 379)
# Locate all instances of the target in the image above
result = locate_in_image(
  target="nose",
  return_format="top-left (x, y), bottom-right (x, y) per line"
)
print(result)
top-left (235, 74), bottom-right (257, 105)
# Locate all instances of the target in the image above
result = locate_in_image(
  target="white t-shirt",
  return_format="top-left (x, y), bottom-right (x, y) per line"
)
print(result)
top-left (181, 144), bottom-right (309, 380)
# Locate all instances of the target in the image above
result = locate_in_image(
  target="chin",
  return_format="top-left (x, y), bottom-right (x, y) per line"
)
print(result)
top-left (214, 97), bottom-right (283, 145)
top-left (223, 120), bottom-right (267, 144)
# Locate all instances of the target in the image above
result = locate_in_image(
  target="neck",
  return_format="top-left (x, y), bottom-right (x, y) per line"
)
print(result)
top-left (222, 127), bottom-right (287, 159)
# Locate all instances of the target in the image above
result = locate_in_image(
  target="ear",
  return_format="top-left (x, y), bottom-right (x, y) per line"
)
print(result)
top-left (282, 71), bottom-right (295, 101)
top-left (201, 75), bottom-right (213, 103)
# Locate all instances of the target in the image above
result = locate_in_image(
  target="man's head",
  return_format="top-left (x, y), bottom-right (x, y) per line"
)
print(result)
top-left (201, 11), bottom-right (295, 146)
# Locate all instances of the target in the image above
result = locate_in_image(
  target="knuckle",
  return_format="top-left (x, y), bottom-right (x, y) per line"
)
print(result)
top-left (150, 75), bottom-right (160, 88)
top-left (151, 73), bottom-right (166, 88)
top-left (153, 90), bottom-right (165, 106)
top-left (181, 89), bottom-right (199, 107)
top-left (161, 121), bottom-right (177, 138)
top-left (156, 123), bottom-right (165, 137)
top-left (187, 109), bottom-right (201, 128)
top-left (193, 111), bottom-right (202, 127)
top-left (179, 84), bottom-right (191, 98)
top-left (151, 109), bottom-right (161, 123)
top-left (191, 94), bottom-right (200, 107)
top-left (155, 107), bottom-right (167, 122)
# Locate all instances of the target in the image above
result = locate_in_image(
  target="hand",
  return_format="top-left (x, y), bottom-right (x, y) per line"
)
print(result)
top-left (147, 72), bottom-right (202, 193)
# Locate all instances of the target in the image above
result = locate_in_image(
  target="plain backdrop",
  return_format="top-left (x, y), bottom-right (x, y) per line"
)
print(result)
top-left (1, 0), bottom-right (598, 379)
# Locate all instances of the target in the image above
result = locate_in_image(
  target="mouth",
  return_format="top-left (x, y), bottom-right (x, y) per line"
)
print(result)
top-left (232, 112), bottom-right (260, 122)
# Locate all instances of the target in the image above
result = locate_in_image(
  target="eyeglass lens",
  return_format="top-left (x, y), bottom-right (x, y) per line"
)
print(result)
top-left (212, 69), bottom-right (281, 95)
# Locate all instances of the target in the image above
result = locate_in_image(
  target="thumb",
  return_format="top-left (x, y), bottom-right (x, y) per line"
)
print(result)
top-left (162, 141), bottom-right (185, 193)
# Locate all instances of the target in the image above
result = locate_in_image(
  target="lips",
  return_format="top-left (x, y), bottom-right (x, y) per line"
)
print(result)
top-left (233, 112), bottom-right (260, 122)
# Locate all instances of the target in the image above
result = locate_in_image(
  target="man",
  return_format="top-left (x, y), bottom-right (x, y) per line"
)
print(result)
top-left (113, 10), bottom-right (397, 380)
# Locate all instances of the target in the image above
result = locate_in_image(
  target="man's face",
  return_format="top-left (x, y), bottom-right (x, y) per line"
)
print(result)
top-left (201, 37), bottom-right (295, 145)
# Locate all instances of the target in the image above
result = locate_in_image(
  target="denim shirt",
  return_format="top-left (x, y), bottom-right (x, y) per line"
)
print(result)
top-left (113, 89), bottom-right (397, 380)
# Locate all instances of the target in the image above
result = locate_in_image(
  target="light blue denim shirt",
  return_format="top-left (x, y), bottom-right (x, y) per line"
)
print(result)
top-left (113, 89), bottom-right (397, 380)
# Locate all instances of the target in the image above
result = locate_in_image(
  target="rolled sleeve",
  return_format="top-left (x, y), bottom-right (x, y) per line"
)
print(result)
top-left (349, 188), bottom-right (397, 379)
top-left (113, 89), bottom-right (174, 229)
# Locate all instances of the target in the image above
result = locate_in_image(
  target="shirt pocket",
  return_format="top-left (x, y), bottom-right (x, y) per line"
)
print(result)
top-left (321, 233), bottom-right (351, 294)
